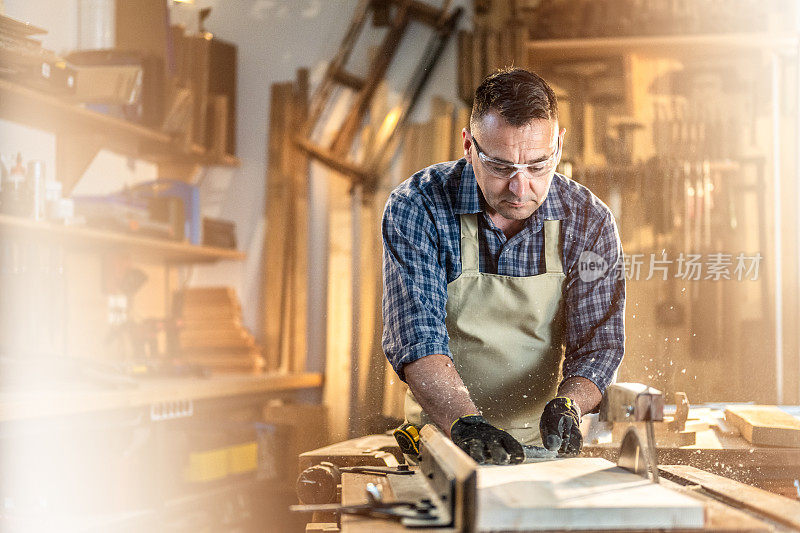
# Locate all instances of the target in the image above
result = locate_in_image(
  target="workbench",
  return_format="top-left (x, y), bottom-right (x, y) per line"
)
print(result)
top-left (298, 426), bottom-right (800, 533)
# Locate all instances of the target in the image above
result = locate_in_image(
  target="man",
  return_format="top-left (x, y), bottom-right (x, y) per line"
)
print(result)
top-left (382, 68), bottom-right (625, 465)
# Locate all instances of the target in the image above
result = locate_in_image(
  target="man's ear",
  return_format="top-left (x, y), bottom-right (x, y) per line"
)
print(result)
top-left (462, 128), bottom-right (473, 163)
top-left (556, 127), bottom-right (566, 164)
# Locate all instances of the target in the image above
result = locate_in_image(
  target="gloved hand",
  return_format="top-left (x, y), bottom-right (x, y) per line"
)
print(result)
top-left (540, 397), bottom-right (583, 455)
top-left (450, 415), bottom-right (525, 465)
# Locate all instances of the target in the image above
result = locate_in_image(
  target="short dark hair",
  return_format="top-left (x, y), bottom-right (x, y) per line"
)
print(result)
top-left (470, 67), bottom-right (558, 129)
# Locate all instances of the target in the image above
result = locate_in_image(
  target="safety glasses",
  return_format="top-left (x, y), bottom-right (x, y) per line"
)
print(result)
top-left (470, 134), bottom-right (561, 180)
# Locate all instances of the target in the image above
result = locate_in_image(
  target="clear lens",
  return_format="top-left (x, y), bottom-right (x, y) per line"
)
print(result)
top-left (481, 154), bottom-right (555, 179)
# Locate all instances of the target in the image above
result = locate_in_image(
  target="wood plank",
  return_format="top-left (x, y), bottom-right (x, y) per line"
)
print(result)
top-left (262, 81), bottom-right (294, 371)
top-left (659, 464), bottom-right (800, 530)
top-left (725, 405), bottom-right (800, 447)
top-left (187, 34), bottom-right (211, 146)
top-left (472, 22), bottom-right (487, 89)
top-left (476, 457), bottom-right (705, 531)
top-left (431, 96), bottom-right (454, 163)
top-left (287, 68), bottom-right (310, 373)
top-left (416, 119), bottom-right (435, 170)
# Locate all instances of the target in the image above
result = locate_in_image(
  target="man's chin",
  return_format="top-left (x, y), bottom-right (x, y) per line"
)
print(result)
top-left (497, 202), bottom-right (537, 220)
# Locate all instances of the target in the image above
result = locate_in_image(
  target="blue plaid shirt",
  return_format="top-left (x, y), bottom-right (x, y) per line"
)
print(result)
top-left (381, 159), bottom-right (625, 394)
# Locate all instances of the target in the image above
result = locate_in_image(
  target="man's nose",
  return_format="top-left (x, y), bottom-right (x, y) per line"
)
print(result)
top-left (508, 172), bottom-right (530, 197)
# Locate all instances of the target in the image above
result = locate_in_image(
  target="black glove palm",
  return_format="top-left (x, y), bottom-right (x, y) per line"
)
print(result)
top-left (540, 397), bottom-right (583, 455)
top-left (451, 415), bottom-right (525, 465)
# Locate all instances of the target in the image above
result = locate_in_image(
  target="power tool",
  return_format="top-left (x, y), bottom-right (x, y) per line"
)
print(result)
top-left (393, 422), bottom-right (421, 457)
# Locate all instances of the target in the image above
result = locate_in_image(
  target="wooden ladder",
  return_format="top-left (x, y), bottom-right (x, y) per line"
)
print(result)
top-left (296, 0), bottom-right (462, 190)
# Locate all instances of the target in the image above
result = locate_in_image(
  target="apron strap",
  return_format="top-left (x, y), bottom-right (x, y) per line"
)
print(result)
top-left (459, 214), bottom-right (480, 273)
top-left (544, 219), bottom-right (563, 274)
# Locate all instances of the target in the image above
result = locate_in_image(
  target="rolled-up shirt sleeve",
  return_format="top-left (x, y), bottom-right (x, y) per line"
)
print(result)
top-left (562, 212), bottom-right (625, 394)
top-left (382, 192), bottom-right (451, 381)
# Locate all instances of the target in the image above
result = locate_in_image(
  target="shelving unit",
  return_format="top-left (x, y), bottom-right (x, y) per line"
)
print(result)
top-left (0, 78), bottom-right (241, 192)
top-left (526, 33), bottom-right (800, 62)
top-left (0, 214), bottom-right (245, 263)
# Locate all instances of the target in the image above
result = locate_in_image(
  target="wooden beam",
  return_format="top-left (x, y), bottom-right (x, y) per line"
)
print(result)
top-left (295, 137), bottom-right (376, 185)
top-left (331, 67), bottom-right (366, 91)
top-left (287, 68), bottom-right (310, 373)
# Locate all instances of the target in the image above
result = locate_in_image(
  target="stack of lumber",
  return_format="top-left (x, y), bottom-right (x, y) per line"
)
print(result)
top-left (174, 287), bottom-right (265, 374)
top-left (724, 405), bottom-right (800, 448)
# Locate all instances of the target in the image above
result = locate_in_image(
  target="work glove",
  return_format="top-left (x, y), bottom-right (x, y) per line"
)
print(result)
top-left (450, 415), bottom-right (525, 465)
top-left (540, 397), bottom-right (583, 456)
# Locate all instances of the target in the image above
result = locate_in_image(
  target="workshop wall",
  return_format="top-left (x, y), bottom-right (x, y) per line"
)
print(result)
top-left (1, 0), bottom-right (473, 437)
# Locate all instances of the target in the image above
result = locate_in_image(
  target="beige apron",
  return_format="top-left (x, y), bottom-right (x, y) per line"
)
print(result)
top-left (405, 213), bottom-right (566, 445)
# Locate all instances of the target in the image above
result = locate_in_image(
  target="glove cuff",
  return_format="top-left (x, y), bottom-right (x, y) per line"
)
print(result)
top-left (553, 396), bottom-right (582, 420)
top-left (451, 414), bottom-right (486, 433)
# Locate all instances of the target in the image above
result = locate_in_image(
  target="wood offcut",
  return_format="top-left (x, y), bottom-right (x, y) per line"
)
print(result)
top-left (725, 405), bottom-right (800, 448)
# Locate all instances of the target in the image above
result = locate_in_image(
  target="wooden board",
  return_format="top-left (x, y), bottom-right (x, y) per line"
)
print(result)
top-left (261, 71), bottom-right (309, 373)
top-left (476, 457), bottom-right (705, 531)
top-left (660, 464), bottom-right (800, 530)
top-left (724, 405), bottom-right (800, 447)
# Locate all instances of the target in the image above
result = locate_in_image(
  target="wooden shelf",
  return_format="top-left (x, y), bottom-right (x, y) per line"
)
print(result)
top-left (0, 214), bottom-right (245, 263)
top-left (0, 78), bottom-right (241, 190)
top-left (0, 372), bottom-right (323, 422)
top-left (526, 33), bottom-right (800, 62)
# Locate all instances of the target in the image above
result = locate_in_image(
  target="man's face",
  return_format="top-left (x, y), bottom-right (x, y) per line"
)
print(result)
top-left (463, 111), bottom-right (564, 222)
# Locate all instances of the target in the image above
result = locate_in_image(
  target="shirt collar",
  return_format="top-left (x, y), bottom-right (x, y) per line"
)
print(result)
top-left (452, 162), bottom-right (571, 224)
top-left (452, 162), bottom-right (481, 214)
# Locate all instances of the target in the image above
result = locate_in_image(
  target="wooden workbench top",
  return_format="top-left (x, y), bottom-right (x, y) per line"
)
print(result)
top-left (0, 372), bottom-right (323, 422)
